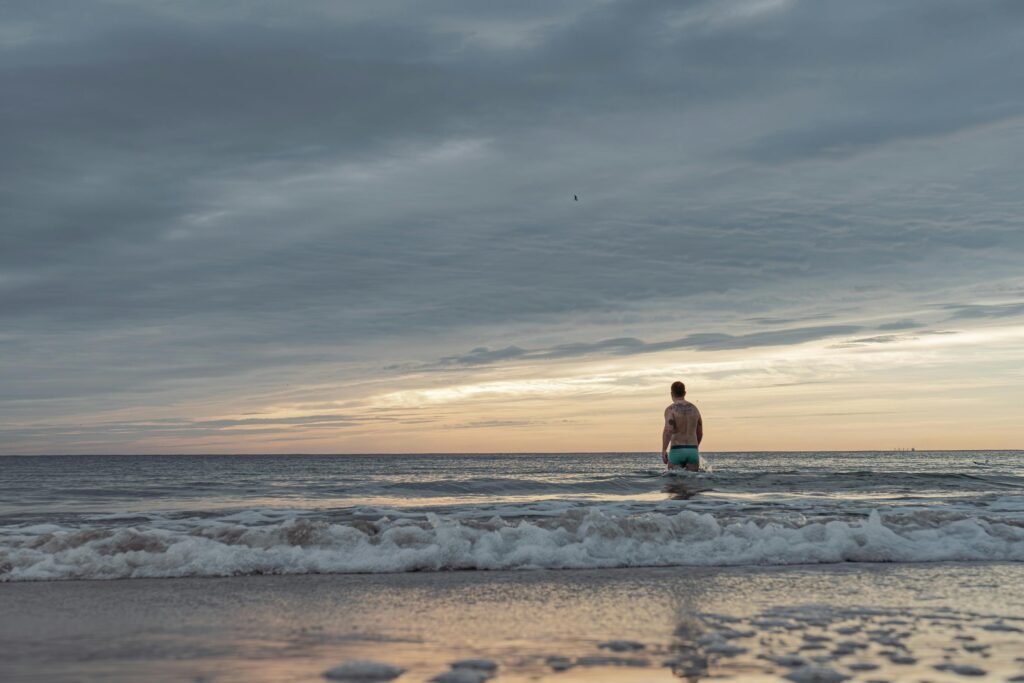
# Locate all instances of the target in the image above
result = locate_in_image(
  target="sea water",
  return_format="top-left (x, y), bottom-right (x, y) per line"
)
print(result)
top-left (1, 451), bottom-right (1022, 581)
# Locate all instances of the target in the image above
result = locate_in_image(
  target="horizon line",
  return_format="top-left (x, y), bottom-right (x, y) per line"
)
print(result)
top-left (1, 449), bottom-right (1021, 457)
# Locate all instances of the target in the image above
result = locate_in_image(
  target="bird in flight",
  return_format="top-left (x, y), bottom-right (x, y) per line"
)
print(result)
top-left (574, 194), bottom-right (578, 201)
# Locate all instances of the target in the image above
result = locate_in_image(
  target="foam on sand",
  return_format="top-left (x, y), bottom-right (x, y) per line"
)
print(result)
top-left (429, 670), bottom-right (488, 683)
top-left (783, 665), bottom-right (850, 683)
top-left (449, 659), bottom-right (497, 674)
top-left (323, 660), bottom-right (405, 681)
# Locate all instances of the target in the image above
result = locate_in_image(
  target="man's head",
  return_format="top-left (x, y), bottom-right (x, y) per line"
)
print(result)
top-left (671, 381), bottom-right (686, 399)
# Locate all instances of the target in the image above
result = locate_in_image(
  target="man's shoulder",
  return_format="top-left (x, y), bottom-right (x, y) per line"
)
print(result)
top-left (677, 400), bottom-right (700, 414)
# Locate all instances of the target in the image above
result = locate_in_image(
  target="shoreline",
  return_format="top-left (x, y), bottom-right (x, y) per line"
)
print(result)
top-left (4, 556), bottom-right (1024, 585)
top-left (4, 562), bottom-right (1024, 682)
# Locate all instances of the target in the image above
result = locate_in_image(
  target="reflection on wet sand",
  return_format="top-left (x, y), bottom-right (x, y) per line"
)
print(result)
top-left (667, 617), bottom-right (710, 680)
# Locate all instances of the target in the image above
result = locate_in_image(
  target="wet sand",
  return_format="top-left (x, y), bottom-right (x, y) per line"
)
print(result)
top-left (3, 563), bottom-right (1024, 682)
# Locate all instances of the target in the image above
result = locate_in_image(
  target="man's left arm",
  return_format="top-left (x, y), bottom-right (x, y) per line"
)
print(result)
top-left (696, 412), bottom-right (704, 446)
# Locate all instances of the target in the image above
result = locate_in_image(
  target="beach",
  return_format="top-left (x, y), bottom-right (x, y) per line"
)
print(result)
top-left (4, 562), bottom-right (1024, 682)
top-left (3, 452), bottom-right (1024, 681)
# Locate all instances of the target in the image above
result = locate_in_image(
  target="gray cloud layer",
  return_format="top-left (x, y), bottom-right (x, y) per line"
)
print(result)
top-left (436, 324), bottom-right (864, 367)
top-left (943, 302), bottom-right (1024, 320)
top-left (3, 0), bottom-right (1024, 449)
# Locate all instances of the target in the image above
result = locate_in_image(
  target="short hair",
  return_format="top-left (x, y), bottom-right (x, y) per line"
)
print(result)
top-left (671, 381), bottom-right (686, 398)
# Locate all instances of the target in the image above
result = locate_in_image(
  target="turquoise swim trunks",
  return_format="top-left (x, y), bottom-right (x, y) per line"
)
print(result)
top-left (668, 444), bottom-right (699, 467)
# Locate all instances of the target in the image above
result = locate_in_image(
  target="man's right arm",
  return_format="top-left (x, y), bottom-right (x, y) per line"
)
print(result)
top-left (661, 408), bottom-right (674, 463)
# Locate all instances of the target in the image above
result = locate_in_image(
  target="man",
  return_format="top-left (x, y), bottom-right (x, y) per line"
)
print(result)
top-left (661, 381), bottom-right (703, 471)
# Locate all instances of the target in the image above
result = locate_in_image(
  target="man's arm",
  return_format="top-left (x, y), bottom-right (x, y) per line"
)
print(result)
top-left (696, 413), bottom-right (703, 446)
top-left (661, 409), bottom-right (674, 464)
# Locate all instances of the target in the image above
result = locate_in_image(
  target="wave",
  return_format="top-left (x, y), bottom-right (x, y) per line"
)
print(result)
top-left (7, 468), bottom-right (1021, 512)
top-left (368, 476), bottom-right (658, 496)
top-left (3, 506), bottom-right (1024, 582)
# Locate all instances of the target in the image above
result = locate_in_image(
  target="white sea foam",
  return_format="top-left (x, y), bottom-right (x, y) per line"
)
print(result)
top-left (783, 665), bottom-right (850, 683)
top-left (450, 659), bottom-right (498, 674)
top-left (430, 669), bottom-right (490, 683)
top-left (3, 505), bottom-right (1024, 582)
top-left (323, 660), bottom-right (405, 681)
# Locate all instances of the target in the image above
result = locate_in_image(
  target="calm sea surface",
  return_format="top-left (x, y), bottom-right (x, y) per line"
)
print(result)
top-left (2, 451), bottom-right (1022, 580)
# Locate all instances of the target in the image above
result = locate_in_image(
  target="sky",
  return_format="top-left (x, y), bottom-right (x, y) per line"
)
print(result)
top-left (2, 0), bottom-right (1024, 454)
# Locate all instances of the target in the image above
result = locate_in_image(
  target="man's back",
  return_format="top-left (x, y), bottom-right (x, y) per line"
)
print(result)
top-left (665, 399), bottom-right (701, 446)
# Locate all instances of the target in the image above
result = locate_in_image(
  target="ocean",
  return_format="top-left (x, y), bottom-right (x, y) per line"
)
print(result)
top-left (3, 451), bottom-right (1023, 581)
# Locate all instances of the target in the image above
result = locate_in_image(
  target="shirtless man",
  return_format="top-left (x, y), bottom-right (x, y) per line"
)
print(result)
top-left (661, 381), bottom-right (703, 471)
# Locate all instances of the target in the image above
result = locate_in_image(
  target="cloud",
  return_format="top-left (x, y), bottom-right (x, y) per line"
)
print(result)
top-left (670, 326), bottom-right (865, 352)
top-left (435, 325), bottom-right (863, 367)
top-left (747, 314), bottom-right (834, 326)
top-left (3, 0), bottom-right (1024, 451)
top-left (439, 346), bottom-right (529, 366)
top-left (942, 302), bottom-right (1024, 320)
top-left (876, 319), bottom-right (923, 331)
top-left (830, 329), bottom-right (959, 348)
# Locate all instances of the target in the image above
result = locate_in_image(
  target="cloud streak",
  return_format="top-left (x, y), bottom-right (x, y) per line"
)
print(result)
top-left (436, 325), bottom-right (864, 367)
